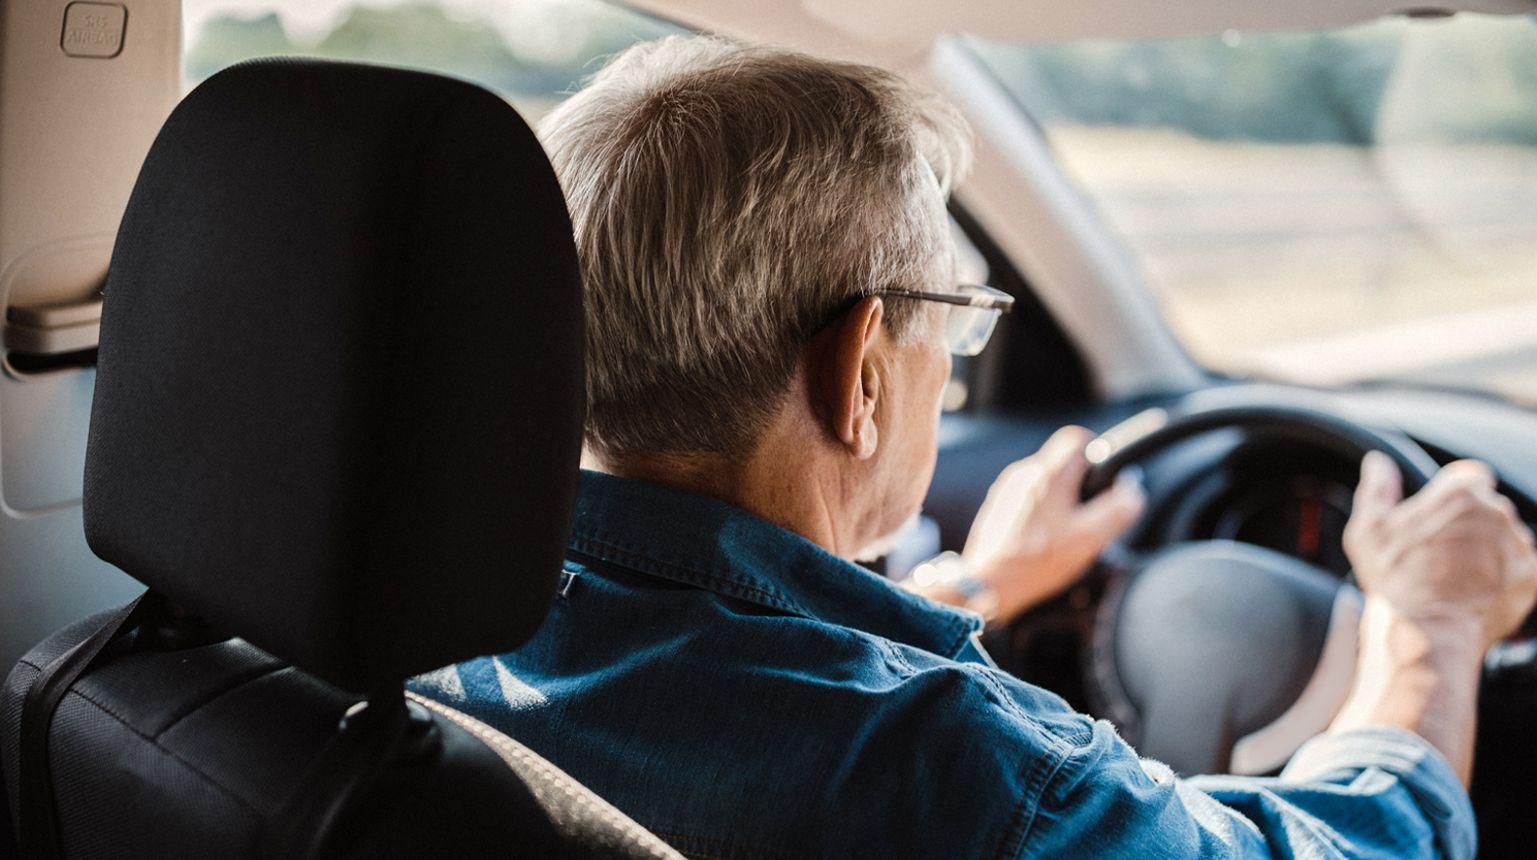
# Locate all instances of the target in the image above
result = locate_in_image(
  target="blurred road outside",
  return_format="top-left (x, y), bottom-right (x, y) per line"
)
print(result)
top-left (1049, 126), bottom-right (1537, 405)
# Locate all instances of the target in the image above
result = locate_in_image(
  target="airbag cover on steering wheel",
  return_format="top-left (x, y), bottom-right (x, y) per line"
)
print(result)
top-left (1109, 540), bottom-right (1340, 774)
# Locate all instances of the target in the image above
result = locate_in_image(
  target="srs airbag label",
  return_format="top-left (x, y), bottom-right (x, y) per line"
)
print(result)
top-left (61, 2), bottom-right (126, 59)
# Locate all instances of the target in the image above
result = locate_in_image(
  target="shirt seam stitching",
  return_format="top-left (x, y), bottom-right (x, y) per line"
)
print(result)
top-left (940, 620), bottom-right (976, 658)
top-left (968, 666), bottom-right (1093, 748)
top-left (570, 532), bottom-right (980, 655)
top-left (879, 639), bottom-right (920, 676)
top-left (1004, 739), bottom-right (1075, 857)
top-left (568, 536), bottom-right (811, 617)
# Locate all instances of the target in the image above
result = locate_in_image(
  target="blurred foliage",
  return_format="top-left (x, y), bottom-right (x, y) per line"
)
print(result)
top-left (184, 1), bottom-right (679, 106)
top-left (969, 15), bottom-right (1537, 145)
top-left (184, 11), bottom-right (293, 81)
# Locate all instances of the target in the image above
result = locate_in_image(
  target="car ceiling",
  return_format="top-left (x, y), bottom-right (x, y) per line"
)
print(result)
top-left (628, 0), bottom-right (1537, 63)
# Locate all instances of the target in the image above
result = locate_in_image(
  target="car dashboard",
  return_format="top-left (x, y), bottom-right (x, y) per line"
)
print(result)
top-left (1136, 432), bottom-right (1359, 576)
top-left (928, 379), bottom-right (1537, 695)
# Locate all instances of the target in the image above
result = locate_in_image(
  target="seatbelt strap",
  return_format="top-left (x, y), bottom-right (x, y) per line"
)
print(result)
top-left (17, 593), bottom-right (149, 859)
top-left (260, 691), bottom-right (414, 859)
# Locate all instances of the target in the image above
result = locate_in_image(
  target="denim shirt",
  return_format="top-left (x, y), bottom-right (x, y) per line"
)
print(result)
top-left (409, 470), bottom-right (1475, 859)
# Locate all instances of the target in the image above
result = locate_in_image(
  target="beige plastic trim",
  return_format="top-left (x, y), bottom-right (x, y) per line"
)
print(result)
top-left (1229, 587), bottom-right (1363, 775)
top-left (4, 296), bottom-right (103, 354)
top-left (0, 0), bottom-right (180, 355)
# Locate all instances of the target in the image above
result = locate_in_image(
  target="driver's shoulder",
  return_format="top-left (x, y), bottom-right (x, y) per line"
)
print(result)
top-left (869, 636), bottom-right (1099, 755)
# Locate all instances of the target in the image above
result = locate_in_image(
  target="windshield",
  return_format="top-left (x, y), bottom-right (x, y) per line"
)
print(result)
top-left (182, 0), bottom-right (680, 117)
top-left (967, 15), bottom-right (1537, 405)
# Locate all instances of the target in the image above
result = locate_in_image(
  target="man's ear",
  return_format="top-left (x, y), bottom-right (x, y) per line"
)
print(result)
top-left (821, 296), bottom-right (884, 460)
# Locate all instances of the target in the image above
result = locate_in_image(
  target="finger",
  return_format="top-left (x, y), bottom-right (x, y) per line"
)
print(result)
top-left (1403, 460), bottom-right (1498, 522)
top-left (1392, 461), bottom-right (1499, 532)
top-left (1074, 470), bottom-right (1146, 545)
top-left (1041, 425), bottom-right (1091, 465)
top-left (1353, 451), bottom-right (1403, 523)
top-left (1492, 493), bottom-right (1520, 523)
top-left (995, 426), bottom-right (1087, 484)
top-left (1039, 426), bottom-right (1093, 490)
top-left (1049, 444), bottom-right (1092, 493)
top-left (1506, 508), bottom-right (1537, 547)
top-left (1432, 459), bottom-right (1497, 492)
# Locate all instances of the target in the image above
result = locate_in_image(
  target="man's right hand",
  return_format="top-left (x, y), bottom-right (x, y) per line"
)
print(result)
top-left (1344, 451), bottom-right (1537, 650)
top-left (1331, 451), bottom-right (1537, 785)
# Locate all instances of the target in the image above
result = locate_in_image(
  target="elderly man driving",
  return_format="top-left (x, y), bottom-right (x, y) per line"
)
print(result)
top-left (412, 36), bottom-right (1537, 858)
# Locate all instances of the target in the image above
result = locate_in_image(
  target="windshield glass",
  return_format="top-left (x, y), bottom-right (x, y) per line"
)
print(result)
top-left (967, 15), bottom-right (1537, 405)
top-left (183, 0), bottom-right (679, 117)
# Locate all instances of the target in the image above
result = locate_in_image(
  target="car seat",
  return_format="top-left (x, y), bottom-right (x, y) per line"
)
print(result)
top-left (0, 59), bottom-right (679, 859)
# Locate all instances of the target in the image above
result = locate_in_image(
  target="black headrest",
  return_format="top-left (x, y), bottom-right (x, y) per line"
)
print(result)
top-left (83, 60), bottom-right (584, 693)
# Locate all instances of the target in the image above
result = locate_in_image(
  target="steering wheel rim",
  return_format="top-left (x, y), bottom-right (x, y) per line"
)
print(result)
top-left (1081, 403), bottom-right (1439, 501)
top-left (1079, 402), bottom-right (1440, 775)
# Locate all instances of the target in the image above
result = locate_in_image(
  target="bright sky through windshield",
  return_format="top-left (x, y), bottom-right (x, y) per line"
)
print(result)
top-left (181, 0), bottom-right (678, 115)
top-left (185, 0), bottom-right (558, 42)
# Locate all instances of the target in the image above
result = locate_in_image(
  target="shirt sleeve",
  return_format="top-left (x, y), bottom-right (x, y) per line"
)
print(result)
top-left (1021, 720), bottom-right (1475, 859)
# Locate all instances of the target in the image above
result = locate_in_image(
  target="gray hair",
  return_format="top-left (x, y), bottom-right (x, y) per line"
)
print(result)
top-left (540, 36), bottom-right (972, 458)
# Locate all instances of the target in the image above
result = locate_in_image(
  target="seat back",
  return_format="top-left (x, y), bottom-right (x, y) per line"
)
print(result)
top-left (3, 614), bottom-right (677, 858)
top-left (2, 59), bottom-right (677, 858)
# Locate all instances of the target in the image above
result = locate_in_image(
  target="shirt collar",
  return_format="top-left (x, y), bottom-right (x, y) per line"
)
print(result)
top-left (567, 469), bottom-right (983, 660)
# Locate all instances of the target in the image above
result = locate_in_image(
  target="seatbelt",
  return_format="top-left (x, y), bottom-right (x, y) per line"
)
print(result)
top-left (17, 593), bottom-right (149, 859)
top-left (260, 690), bottom-right (416, 859)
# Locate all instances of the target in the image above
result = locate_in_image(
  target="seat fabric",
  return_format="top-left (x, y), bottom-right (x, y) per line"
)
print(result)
top-left (2, 613), bottom-right (678, 858)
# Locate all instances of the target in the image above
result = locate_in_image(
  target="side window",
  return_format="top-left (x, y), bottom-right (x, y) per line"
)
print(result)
top-left (183, 0), bottom-right (683, 115)
top-left (949, 207), bottom-right (1093, 412)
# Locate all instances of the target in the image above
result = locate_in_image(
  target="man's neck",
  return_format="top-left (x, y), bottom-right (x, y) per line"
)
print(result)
top-left (584, 432), bottom-right (858, 558)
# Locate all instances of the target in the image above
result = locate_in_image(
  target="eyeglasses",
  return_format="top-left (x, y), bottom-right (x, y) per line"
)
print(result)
top-left (870, 283), bottom-right (1015, 356)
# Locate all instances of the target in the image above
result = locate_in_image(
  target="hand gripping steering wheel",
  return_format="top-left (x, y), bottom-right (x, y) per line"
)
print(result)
top-left (1077, 402), bottom-right (1438, 775)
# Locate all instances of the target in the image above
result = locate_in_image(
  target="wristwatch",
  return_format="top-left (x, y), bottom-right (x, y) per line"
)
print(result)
top-left (908, 551), bottom-right (1000, 622)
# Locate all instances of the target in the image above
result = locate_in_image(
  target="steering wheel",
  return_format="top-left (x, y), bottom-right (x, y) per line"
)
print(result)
top-left (1077, 403), bottom-right (1439, 776)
